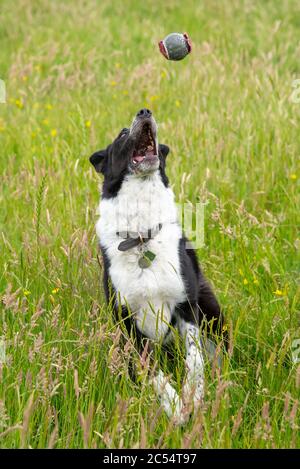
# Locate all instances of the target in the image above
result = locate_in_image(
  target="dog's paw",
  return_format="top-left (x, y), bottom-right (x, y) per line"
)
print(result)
top-left (151, 371), bottom-right (190, 426)
top-left (171, 404), bottom-right (191, 426)
top-left (160, 394), bottom-right (190, 426)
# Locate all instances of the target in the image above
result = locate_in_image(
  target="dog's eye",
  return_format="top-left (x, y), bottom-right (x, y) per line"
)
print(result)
top-left (118, 128), bottom-right (129, 139)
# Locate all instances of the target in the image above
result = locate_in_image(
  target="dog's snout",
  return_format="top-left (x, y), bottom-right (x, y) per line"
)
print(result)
top-left (137, 108), bottom-right (152, 118)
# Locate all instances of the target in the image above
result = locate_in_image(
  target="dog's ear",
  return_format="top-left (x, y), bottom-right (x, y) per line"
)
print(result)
top-left (159, 144), bottom-right (170, 159)
top-left (89, 149), bottom-right (108, 174)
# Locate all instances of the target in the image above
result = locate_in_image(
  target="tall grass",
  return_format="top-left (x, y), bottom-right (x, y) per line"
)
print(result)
top-left (0, 0), bottom-right (299, 448)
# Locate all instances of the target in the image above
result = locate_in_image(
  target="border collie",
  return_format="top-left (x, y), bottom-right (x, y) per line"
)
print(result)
top-left (90, 108), bottom-right (225, 424)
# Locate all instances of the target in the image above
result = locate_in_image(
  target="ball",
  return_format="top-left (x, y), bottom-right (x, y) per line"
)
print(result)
top-left (158, 32), bottom-right (192, 61)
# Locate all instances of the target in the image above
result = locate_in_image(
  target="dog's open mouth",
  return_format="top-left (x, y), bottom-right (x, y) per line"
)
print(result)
top-left (132, 123), bottom-right (157, 166)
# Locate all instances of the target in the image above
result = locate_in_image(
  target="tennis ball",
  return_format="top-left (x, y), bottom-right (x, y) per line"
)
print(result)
top-left (158, 32), bottom-right (192, 61)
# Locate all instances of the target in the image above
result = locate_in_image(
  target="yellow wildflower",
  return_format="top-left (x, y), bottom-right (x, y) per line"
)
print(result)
top-left (85, 120), bottom-right (91, 128)
top-left (23, 289), bottom-right (31, 296)
top-left (253, 278), bottom-right (259, 285)
top-left (15, 99), bottom-right (23, 109)
top-left (51, 288), bottom-right (59, 294)
top-left (161, 70), bottom-right (167, 78)
top-left (42, 119), bottom-right (49, 126)
top-left (45, 103), bottom-right (53, 110)
top-left (175, 100), bottom-right (181, 108)
top-left (290, 173), bottom-right (297, 181)
top-left (50, 129), bottom-right (57, 137)
top-left (243, 278), bottom-right (248, 285)
top-left (115, 63), bottom-right (121, 69)
top-left (22, 75), bottom-right (28, 82)
top-left (110, 80), bottom-right (117, 87)
top-left (274, 289), bottom-right (284, 296)
top-left (150, 95), bottom-right (159, 102)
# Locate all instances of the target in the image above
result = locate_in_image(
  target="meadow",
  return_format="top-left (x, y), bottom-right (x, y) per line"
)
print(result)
top-left (0, 0), bottom-right (299, 448)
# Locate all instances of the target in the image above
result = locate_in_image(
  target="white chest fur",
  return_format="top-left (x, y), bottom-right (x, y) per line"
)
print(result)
top-left (96, 173), bottom-right (186, 341)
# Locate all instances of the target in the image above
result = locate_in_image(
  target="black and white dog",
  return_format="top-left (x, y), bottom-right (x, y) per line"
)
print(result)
top-left (90, 108), bottom-right (225, 424)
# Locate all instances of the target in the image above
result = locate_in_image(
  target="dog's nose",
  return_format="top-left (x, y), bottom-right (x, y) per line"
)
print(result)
top-left (137, 108), bottom-right (152, 118)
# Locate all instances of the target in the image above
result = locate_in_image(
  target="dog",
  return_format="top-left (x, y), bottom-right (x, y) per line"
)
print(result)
top-left (90, 108), bottom-right (226, 424)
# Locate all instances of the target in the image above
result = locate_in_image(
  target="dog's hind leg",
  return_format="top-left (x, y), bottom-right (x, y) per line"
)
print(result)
top-left (141, 338), bottom-right (188, 425)
top-left (149, 318), bottom-right (205, 425)
top-left (178, 318), bottom-right (205, 413)
top-left (197, 278), bottom-right (226, 338)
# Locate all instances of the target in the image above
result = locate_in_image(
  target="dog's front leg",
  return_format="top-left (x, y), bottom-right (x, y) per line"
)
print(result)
top-left (179, 319), bottom-right (205, 413)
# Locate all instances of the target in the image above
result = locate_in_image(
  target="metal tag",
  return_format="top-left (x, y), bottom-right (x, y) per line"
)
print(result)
top-left (138, 256), bottom-right (151, 269)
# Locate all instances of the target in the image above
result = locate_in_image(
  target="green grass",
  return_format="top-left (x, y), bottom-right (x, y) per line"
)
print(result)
top-left (0, 0), bottom-right (299, 448)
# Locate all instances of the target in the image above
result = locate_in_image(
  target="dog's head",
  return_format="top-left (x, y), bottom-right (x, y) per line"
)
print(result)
top-left (90, 109), bottom-right (170, 195)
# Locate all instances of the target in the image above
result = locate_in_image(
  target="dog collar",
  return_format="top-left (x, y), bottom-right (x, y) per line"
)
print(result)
top-left (116, 223), bottom-right (162, 252)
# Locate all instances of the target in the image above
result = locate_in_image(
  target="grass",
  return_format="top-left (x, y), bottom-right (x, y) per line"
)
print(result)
top-left (0, 0), bottom-right (299, 449)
